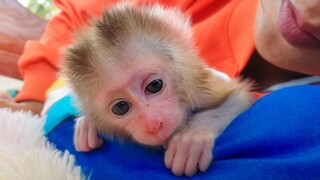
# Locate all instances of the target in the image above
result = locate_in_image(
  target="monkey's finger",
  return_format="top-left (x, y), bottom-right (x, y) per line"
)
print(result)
top-left (74, 123), bottom-right (80, 150)
top-left (198, 144), bottom-right (213, 172)
top-left (171, 140), bottom-right (189, 176)
top-left (184, 141), bottom-right (202, 177)
top-left (78, 118), bottom-right (91, 152)
top-left (74, 117), bottom-right (84, 151)
top-left (164, 138), bottom-right (178, 169)
top-left (88, 123), bottom-right (104, 149)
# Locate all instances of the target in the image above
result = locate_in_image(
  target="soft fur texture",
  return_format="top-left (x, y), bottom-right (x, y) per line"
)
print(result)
top-left (0, 108), bottom-right (84, 179)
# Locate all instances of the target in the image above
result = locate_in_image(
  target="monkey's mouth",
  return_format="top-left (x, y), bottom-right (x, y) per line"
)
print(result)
top-left (135, 130), bottom-right (173, 146)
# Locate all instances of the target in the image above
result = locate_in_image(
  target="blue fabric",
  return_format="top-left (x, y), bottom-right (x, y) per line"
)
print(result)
top-left (47, 85), bottom-right (320, 179)
top-left (44, 95), bottom-right (80, 135)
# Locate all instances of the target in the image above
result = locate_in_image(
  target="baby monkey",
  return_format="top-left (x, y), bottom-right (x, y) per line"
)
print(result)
top-left (63, 2), bottom-right (254, 177)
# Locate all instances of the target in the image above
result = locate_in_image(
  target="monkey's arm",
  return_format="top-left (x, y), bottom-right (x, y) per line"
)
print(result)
top-left (74, 116), bottom-right (104, 152)
top-left (191, 88), bottom-right (253, 136)
top-left (164, 90), bottom-right (253, 177)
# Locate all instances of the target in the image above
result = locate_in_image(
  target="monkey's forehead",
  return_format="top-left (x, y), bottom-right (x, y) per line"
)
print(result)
top-left (91, 2), bottom-right (193, 47)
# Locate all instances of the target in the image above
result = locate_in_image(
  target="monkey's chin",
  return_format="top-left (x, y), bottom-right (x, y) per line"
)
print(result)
top-left (135, 133), bottom-right (171, 146)
top-left (138, 137), bottom-right (168, 146)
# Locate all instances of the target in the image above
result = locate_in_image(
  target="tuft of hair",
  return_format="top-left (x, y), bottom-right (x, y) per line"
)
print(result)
top-left (0, 108), bottom-right (84, 179)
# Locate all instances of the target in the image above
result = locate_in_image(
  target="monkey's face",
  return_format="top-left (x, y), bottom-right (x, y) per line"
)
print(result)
top-left (96, 53), bottom-right (186, 146)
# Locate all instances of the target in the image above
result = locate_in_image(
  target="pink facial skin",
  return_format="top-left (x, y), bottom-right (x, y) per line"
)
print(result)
top-left (124, 95), bottom-right (184, 146)
top-left (100, 52), bottom-right (185, 146)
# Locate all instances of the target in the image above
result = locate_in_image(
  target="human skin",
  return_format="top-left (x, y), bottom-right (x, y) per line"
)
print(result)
top-left (0, 0), bottom-right (47, 79)
top-left (0, 0), bottom-right (47, 114)
top-left (0, 99), bottom-right (43, 115)
top-left (255, 0), bottom-right (320, 76)
top-left (0, 0), bottom-right (47, 54)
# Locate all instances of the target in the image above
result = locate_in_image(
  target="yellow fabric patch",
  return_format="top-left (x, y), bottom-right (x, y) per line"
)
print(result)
top-left (46, 77), bottom-right (66, 97)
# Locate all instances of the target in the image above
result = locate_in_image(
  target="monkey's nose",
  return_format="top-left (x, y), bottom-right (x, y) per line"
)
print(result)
top-left (146, 120), bottom-right (163, 133)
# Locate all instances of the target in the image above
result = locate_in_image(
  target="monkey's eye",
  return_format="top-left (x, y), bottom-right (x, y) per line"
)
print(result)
top-left (146, 79), bottom-right (163, 94)
top-left (112, 101), bottom-right (130, 116)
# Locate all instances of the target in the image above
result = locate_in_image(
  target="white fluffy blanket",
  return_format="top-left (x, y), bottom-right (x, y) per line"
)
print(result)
top-left (0, 108), bottom-right (84, 179)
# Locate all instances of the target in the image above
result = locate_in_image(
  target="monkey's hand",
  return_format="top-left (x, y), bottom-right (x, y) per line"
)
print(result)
top-left (164, 126), bottom-right (215, 177)
top-left (164, 91), bottom-right (254, 177)
top-left (74, 116), bottom-right (104, 152)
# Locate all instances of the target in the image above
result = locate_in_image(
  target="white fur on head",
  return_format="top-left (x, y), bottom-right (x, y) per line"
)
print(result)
top-left (0, 108), bottom-right (84, 179)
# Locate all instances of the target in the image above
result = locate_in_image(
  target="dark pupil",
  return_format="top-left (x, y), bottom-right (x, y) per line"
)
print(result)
top-left (146, 79), bottom-right (163, 94)
top-left (112, 101), bottom-right (130, 116)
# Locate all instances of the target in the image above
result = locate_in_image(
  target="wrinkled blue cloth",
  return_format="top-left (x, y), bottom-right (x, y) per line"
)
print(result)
top-left (47, 85), bottom-right (320, 179)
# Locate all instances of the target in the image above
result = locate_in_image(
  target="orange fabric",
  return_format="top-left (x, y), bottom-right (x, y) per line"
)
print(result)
top-left (15, 0), bottom-right (258, 102)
